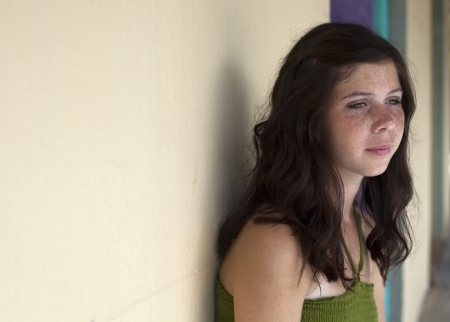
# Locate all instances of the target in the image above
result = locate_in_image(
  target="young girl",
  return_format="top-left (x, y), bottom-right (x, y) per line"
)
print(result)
top-left (216, 23), bottom-right (415, 322)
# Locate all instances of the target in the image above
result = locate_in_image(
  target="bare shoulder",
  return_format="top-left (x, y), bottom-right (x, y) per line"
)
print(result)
top-left (219, 213), bottom-right (313, 321)
top-left (220, 213), bottom-right (308, 290)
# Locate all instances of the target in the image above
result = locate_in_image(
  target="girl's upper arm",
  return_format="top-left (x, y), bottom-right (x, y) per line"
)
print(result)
top-left (230, 221), bottom-right (313, 322)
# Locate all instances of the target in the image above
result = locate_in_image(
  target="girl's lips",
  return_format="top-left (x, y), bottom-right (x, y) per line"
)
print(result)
top-left (366, 146), bottom-right (391, 156)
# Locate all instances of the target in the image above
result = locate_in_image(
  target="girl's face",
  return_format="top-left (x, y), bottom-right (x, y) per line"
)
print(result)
top-left (326, 60), bottom-right (405, 181)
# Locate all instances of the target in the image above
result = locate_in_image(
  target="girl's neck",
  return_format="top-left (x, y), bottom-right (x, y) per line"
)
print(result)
top-left (340, 172), bottom-right (364, 223)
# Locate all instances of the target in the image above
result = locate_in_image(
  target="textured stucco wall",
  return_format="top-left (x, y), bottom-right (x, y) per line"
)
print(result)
top-left (403, 0), bottom-right (433, 321)
top-left (0, 1), bottom-right (329, 321)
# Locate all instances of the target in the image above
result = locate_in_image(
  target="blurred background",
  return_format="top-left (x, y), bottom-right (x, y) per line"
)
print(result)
top-left (0, 0), bottom-right (448, 321)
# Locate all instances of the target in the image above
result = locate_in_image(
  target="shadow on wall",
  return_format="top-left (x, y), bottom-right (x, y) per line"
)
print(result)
top-left (197, 55), bottom-right (252, 320)
top-left (213, 57), bottom-right (252, 221)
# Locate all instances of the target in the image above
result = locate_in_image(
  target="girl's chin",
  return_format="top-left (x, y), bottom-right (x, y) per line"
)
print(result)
top-left (363, 166), bottom-right (389, 177)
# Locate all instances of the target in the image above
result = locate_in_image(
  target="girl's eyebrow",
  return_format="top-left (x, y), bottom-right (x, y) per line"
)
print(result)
top-left (341, 87), bottom-right (403, 100)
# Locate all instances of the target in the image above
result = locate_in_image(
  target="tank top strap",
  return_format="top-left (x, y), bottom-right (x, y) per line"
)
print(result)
top-left (341, 204), bottom-right (365, 281)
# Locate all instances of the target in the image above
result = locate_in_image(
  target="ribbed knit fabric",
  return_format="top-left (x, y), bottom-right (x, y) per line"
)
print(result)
top-left (215, 277), bottom-right (377, 322)
top-left (300, 280), bottom-right (377, 322)
top-left (215, 207), bottom-right (378, 322)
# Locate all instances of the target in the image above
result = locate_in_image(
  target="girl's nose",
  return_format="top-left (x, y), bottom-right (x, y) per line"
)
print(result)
top-left (371, 104), bottom-right (395, 133)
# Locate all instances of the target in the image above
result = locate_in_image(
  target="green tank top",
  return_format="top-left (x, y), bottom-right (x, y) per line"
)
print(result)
top-left (215, 208), bottom-right (378, 322)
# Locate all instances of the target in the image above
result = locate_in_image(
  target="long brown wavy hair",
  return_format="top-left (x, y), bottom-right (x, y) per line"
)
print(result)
top-left (217, 22), bottom-right (416, 288)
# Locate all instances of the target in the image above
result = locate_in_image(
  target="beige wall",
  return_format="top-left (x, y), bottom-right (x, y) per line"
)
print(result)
top-left (0, 1), bottom-right (329, 321)
top-left (403, 0), bottom-right (433, 321)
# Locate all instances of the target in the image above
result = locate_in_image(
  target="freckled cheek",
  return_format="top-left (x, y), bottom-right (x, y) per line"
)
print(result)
top-left (395, 111), bottom-right (405, 136)
top-left (329, 117), bottom-right (366, 156)
top-left (334, 127), bottom-right (365, 156)
top-left (345, 119), bottom-right (368, 142)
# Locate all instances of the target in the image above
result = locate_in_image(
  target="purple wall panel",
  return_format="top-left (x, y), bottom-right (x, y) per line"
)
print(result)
top-left (330, 0), bottom-right (373, 29)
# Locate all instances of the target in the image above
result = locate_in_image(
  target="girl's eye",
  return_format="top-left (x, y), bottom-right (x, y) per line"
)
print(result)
top-left (348, 102), bottom-right (365, 109)
top-left (387, 99), bottom-right (401, 105)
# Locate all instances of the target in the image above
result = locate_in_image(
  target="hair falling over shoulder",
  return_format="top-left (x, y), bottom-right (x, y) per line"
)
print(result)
top-left (217, 22), bottom-right (416, 288)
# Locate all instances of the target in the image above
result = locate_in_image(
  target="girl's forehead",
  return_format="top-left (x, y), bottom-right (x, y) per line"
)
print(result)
top-left (334, 61), bottom-right (401, 96)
